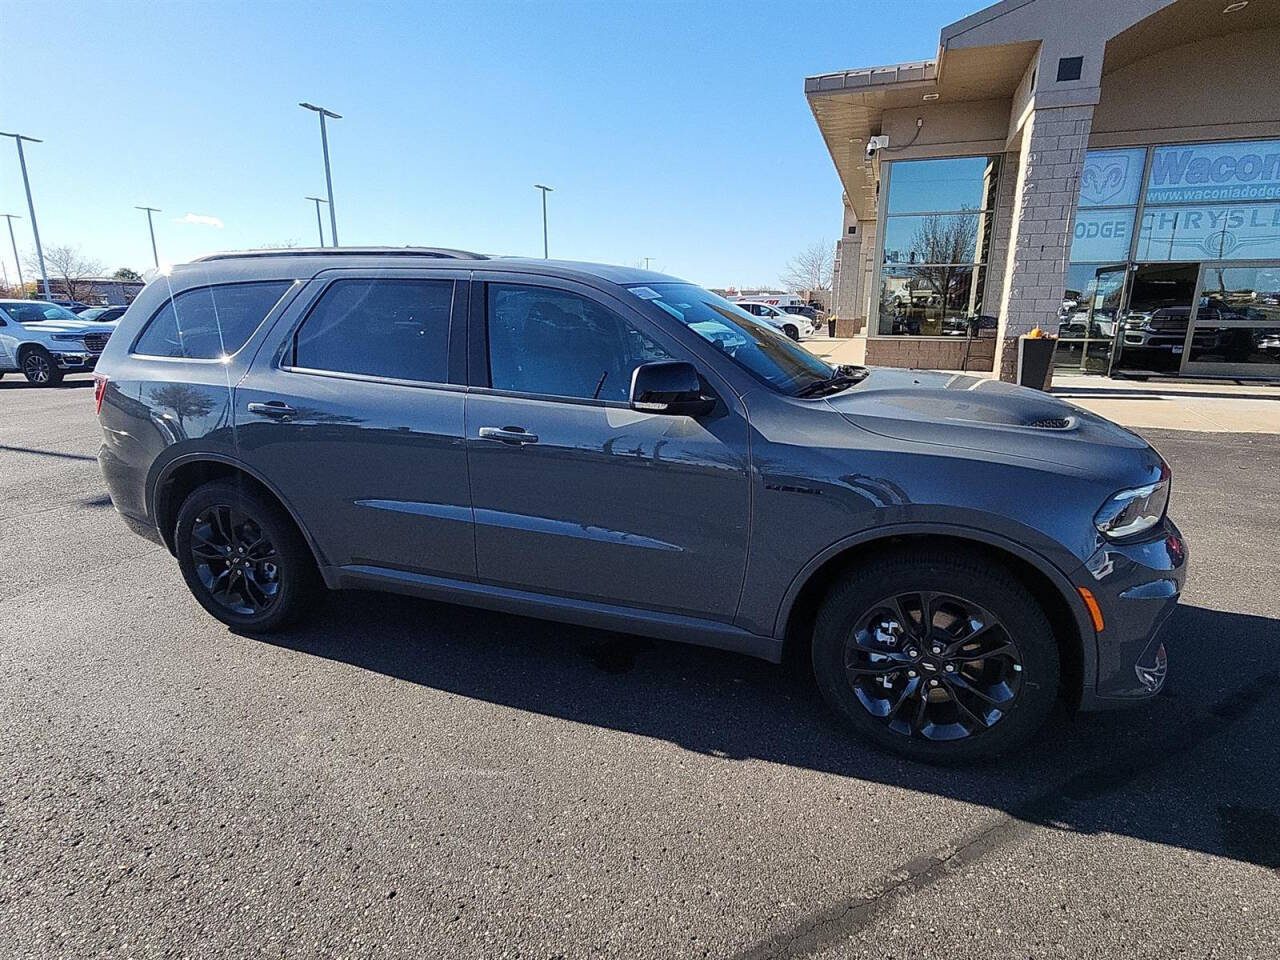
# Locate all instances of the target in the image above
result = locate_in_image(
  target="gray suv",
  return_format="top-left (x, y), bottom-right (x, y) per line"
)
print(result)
top-left (94, 248), bottom-right (1186, 761)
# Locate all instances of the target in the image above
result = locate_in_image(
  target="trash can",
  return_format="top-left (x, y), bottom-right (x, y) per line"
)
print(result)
top-left (1016, 334), bottom-right (1056, 390)
top-left (827, 316), bottom-right (836, 337)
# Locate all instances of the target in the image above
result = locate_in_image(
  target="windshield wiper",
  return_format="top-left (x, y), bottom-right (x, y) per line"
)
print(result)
top-left (795, 364), bottom-right (869, 398)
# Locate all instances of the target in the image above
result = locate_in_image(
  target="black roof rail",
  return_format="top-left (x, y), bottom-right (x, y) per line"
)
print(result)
top-left (192, 246), bottom-right (489, 263)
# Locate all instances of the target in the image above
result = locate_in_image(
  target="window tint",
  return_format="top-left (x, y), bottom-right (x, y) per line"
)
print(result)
top-left (293, 278), bottom-right (453, 382)
top-left (134, 282), bottom-right (291, 359)
top-left (487, 283), bottom-right (672, 402)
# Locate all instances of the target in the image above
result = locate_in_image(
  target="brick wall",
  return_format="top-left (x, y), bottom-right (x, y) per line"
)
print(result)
top-left (866, 337), bottom-right (994, 372)
top-left (992, 103), bottom-right (1094, 381)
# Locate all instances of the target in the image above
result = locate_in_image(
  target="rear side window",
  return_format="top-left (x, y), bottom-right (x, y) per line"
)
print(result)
top-left (133, 281), bottom-right (291, 359)
top-left (292, 278), bottom-right (453, 383)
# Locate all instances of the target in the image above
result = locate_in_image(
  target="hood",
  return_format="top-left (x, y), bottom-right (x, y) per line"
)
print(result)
top-left (825, 367), bottom-right (1153, 471)
top-left (19, 317), bottom-right (119, 335)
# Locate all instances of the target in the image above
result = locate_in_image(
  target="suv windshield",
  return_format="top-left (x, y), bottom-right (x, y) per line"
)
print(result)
top-left (628, 283), bottom-right (843, 396)
top-left (4, 302), bottom-right (83, 324)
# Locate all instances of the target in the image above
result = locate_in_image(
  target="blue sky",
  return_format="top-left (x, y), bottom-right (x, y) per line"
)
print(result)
top-left (2, 0), bottom-right (974, 288)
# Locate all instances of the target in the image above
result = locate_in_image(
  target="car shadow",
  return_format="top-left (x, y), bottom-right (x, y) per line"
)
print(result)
top-left (251, 593), bottom-right (1280, 872)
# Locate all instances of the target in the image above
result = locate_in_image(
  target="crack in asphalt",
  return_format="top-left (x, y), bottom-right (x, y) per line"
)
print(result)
top-left (728, 669), bottom-right (1280, 960)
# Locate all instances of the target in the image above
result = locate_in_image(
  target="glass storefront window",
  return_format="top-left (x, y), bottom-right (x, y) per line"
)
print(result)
top-left (883, 156), bottom-right (998, 214)
top-left (878, 155), bottom-right (1000, 336)
top-left (1188, 266), bottom-right (1280, 372)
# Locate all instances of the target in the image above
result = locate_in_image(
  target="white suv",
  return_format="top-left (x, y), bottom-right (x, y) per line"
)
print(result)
top-left (734, 301), bottom-right (815, 340)
top-left (0, 300), bottom-right (119, 386)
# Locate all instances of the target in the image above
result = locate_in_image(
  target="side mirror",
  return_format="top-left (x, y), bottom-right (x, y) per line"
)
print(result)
top-left (629, 361), bottom-right (714, 417)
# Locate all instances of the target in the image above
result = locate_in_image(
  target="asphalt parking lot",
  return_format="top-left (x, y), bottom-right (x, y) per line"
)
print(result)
top-left (2, 375), bottom-right (1278, 959)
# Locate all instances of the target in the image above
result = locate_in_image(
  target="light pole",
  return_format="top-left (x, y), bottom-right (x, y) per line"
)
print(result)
top-left (534, 184), bottom-right (553, 259)
top-left (2, 214), bottom-right (24, 296)
top-left (1, 131), bottom-right (50, 298)
top-left (643, 257), bottom-right (653, 270)
top-left (299, 102), bottom-right (341, 246)
top-left (305, 196), bottom-right (328, 247)
top-left (135, 206), bottom-right (161, 269)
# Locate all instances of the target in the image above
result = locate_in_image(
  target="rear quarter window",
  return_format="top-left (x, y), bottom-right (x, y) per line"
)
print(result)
top-left (132, 281), bottom-right (292, 359)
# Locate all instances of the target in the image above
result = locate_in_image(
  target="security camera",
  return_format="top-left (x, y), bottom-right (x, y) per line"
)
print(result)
top-left (865, 135), bottom-right (890, 158)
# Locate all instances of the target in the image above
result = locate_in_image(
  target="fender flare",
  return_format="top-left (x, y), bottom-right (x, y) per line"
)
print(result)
top-left (773, 521), bottom-right (1097, 686)
top-left (148, 450), bottom-right (329, 566)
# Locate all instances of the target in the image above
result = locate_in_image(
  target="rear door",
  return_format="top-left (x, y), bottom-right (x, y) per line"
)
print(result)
top-left (235, 268), bottom-right (475, 580)
top-left (463, 273), bottom-right (751, 621)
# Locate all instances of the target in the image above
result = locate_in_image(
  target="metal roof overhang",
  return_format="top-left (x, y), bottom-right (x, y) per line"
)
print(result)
top-left (805, 43), bottom-right (1036, 219)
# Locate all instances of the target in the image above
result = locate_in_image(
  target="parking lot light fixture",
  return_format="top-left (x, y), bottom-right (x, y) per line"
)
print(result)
top-left (135, 206), bottom-right (161, 269)
top-left (2, 213), bottom-right (24, 296)
top-left (305, 196), bottom-right (329, 247)
top-left (1, 132), bottom-right (50, 298)
top-left (534, 184), bottom-right (553, 258)
top-left (299, 103), bottom-right (342, 247)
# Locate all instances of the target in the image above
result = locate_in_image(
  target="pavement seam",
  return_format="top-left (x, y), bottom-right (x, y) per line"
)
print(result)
top-left (727, 668), bottom-right (1280, 960)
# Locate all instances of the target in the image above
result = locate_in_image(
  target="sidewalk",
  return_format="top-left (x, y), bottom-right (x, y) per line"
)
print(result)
top-left (1050, 374), bottom-right (1280, 434)
top-left (799, 337), bottom-right (1279, 434)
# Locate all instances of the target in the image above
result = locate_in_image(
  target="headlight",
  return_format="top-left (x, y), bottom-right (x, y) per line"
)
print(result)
top-left (51, 333), bottom-right (85, 342)
top-left (1094, 470), bottom-right (1170, 540)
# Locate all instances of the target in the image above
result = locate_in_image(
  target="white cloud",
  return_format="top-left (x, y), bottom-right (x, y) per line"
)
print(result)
top-left (175, 213), bottom-right (224, 228)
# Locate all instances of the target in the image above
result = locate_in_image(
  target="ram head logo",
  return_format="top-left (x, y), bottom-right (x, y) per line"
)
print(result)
top-left (1080, 155), bottom-right (1130, 206)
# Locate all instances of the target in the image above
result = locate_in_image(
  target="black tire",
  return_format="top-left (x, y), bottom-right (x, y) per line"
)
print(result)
top-left (784, 324), bottom-right (800, 341)
top-left (21, 347), bottom-right (63, 386)
top-left (174, 480), bottom-right (321, 632)
top-left (812, 549), bottom-right (1060, 763)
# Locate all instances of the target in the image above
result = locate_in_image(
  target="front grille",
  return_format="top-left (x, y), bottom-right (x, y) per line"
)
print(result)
top-left (1028, 417), bottom-right (1071, 430)
top-left (83, 332), bottom-right (111, 353)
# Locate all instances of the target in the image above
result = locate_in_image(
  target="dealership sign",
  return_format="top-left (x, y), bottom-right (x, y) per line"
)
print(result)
top-left (1136, 202), bottom-right (1280, 260)
top-left (1147, 139), bottom-right (1280, 204)
top-left (1079, 148), bottom-right (1146, 207)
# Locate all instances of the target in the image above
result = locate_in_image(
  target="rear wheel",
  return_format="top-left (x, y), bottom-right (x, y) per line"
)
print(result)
top-left (21, 347), bottom-right (62, 386)
top-left (174, 480), bottom-right (320, 632)
top-left (811, 549), bottom-right (1060, 762)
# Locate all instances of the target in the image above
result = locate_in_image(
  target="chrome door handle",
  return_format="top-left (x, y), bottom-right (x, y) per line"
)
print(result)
top-left (247, 401), bottom-right (297, 421)
top-left (478, 426), bottom-right (539, 445)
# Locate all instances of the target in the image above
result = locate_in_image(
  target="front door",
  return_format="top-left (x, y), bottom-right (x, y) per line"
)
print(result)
top-left (465, 276), bottom-right (751, 621)
top-left (1109, 263), bottom-right (1199, 376)
top-left (235, 271), bottom-right (475, 580)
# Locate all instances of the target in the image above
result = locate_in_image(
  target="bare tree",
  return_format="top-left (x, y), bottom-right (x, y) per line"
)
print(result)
top-left (27, 244), bottom-right (104, 302)
top-left (780, 242), bottom-right (834, 294)
top-left (904, 214), bottom-right (979, 311)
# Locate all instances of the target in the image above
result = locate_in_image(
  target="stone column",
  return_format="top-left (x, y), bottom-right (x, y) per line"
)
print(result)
top-left (993, 103), bottom-right (1094, 382)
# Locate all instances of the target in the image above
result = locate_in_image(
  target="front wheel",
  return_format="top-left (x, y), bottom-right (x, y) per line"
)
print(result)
top-left (174, 480), bottom-right (320, 632)
top-left (22, 347), bottom-right (63, 386)
top-left (811, 550), bottom-right (1060, 762)
top-left (784, 324), bottom-right (800, 341)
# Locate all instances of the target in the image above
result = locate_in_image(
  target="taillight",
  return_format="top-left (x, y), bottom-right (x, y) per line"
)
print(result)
top-left (93, 374), bottom-right (108, 415)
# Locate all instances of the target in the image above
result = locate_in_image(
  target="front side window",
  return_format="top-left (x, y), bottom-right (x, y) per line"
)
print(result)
top-left (292, 278), bottom-right (454, 383)
top-left (134, 281), bottom-right (291, 359)
top-left (627, 283), bottom-right (836, 396)
top-left (486, 283), bottom-right (672, 402)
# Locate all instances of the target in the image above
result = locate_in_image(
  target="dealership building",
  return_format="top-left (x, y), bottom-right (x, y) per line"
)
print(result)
top-left (807, 0), bottom-right (1280, 380)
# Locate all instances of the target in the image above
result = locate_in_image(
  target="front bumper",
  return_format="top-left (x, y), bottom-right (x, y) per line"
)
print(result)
top-left (1075, 518), bottom-right (1188, 708)
top-left (51, 351), bottom-right (101, 371)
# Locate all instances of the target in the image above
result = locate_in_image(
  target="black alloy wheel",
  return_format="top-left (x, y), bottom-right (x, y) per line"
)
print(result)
top-left (174, 481), bottom-right (319, 631)
top-left (812, 550), bottom-right (1060, 762)
top-left (843, 591), bottom-right (1022, 741)
top-left (190, 504), bottom-right (282, 617)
